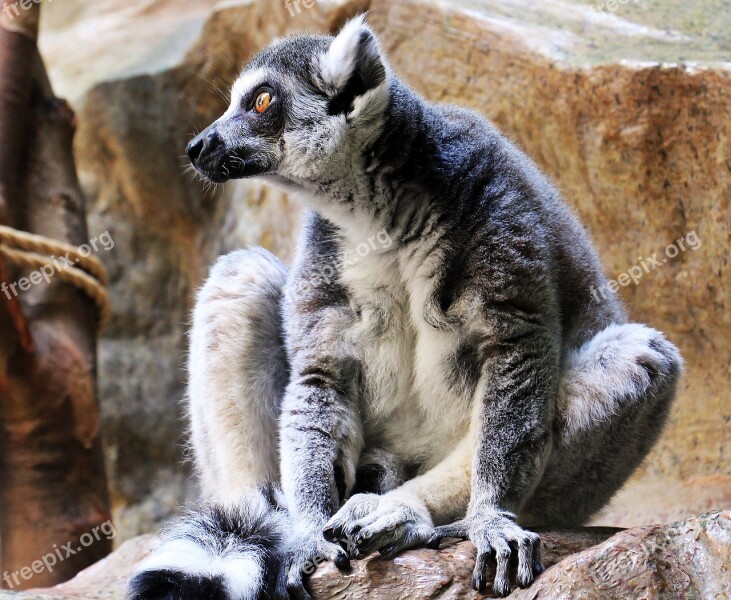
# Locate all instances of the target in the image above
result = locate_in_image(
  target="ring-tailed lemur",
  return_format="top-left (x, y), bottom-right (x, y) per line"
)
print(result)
top-left (129, 16), bottom-right (682, 600)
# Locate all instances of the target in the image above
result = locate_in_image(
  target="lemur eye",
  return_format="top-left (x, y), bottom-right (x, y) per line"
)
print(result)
top-left (254, 91), bottom-right (272, 114)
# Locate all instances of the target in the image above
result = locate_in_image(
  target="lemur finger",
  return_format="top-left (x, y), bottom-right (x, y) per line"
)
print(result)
top-left (490, 536), bottom-right (512, 598)
top-left (275, 567), bottom-right (290, 600)
top-left (352, 511), bottom-right (404, 545)
top-left (284, 565), bottom-right (312, 600)
top-left (433, 519), bottom-right (470, 540)
top-left (377, 523), bottom-right (434, 559)
top-left (516, 534), bottom-right (537, 587)
top-left (327, 545), bottom-right (352, 571)
top-left (322, 524), bottom-right (342, 543)
top-left (377, 532), bottom-right (414, 560)
top-left (471, 546), bottom-right (495, 592)
top-left (324, 494), bottom-right (379, 543)
top-left (354, 525), bottom-right (404, 557)
top-left (319, 539), bottom-right (352, 570)
top-left (378, 541), bottom-right (403, 560)
top-left (323, 516), bottom-right (351, 544)
top-left (532, 536), bottom-right (545, 576)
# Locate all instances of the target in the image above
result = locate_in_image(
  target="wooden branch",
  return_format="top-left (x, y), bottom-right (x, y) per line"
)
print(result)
top-left (0, 1), bottom-right (38, 350)
top-left (0, 88), bottom-right (113, 589)
top-left (0, 0), bottom-right (38, 225)
top-left (0, 2), bottom-right (112, 589)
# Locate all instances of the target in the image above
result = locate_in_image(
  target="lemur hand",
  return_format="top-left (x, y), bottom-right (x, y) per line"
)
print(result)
top-left (277, 520), bottom-right (350, 600)
top-left (323, 490), bottom-right (435, 559)
top-left (429, 509), bottom-right (543, 597)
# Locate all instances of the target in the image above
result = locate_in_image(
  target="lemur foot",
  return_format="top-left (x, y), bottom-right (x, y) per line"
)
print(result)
top-left (323, 491), bottom-right (434, 559)
top-left (277, 522), bottom-right (351, 600)
top-left (429, 511), bottom-right (543, 597)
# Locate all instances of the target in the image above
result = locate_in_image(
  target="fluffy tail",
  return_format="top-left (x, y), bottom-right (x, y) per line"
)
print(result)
top-left (128, 485), bottom-right (289, 600)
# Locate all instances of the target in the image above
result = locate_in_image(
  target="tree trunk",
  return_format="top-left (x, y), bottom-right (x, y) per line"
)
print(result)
top-left (0, 4), bottom-right (112, 590)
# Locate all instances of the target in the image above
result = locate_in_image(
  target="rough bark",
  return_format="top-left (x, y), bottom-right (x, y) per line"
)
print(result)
top-left (0, 3), bottom-right (112, 590)
top-left (0, 2), bottom-right (35, 226)
top-left (0, 1), bottom-right (36, 349)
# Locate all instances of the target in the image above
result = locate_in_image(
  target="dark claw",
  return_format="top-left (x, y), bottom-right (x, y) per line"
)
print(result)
top-left (333, 552), bottom-right (351, 571)
top-left (471, 573), bottom-right (486, 593)
top-left (322, 526), bottom-right (339, 543)
top-left (533, 541), bottom-right (544, 576)
top-left (286, 579), bottom-right (312, 600)
top-left (494, 579), bottom-right (511, 598)
top-left (426, 533), bottom-right (441, 549)
top-left (534, 559), bottom-right (545, 576)
top-left (472, 548), bottom-right (494, 592)
top-left (378, 543), bottom-right (402, 560)
top-left (352, 535), bottom-right (381, 558)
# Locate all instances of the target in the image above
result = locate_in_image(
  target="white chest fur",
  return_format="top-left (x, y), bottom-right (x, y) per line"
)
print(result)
top-left (339, 242), bottom-right (472, 469)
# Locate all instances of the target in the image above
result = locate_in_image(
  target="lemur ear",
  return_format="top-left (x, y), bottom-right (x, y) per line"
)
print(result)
top-left (319, 15), bottom-right (388, 116)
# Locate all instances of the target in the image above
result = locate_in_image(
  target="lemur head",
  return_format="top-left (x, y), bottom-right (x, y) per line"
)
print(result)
top-left (186, 16), bottom-right (390, 186)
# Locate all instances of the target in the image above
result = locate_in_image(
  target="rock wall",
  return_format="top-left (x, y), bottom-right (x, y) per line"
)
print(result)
top-left (35, 0), bottom-right (730, 541)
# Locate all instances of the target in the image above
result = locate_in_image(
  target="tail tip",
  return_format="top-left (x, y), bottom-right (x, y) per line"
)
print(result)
top-left (128, 568), bottom-right (230, 600)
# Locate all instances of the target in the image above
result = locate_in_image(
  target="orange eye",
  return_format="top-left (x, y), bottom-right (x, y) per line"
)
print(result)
top-left (255, 91), bottom-right (272, 113)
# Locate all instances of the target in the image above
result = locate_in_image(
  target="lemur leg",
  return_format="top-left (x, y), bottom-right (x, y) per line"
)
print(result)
top-left (521, 322), bottom-right (682, 527)
top-left (187, 248), bottom-right (289, 504)
top-left (130, 248), bottom-right (292, 600)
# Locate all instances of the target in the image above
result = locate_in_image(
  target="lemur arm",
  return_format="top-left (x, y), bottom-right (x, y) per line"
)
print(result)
top-left (280, 216), bottom-right (363, 529)
top-left (466, 306), bottom-right (559, 517)
top-left (280, 302), bottom-right (362, 527)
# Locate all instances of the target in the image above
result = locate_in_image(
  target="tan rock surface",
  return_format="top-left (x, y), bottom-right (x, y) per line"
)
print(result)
top-left (30, 0), bottom-right (729, 542)
top-left (6, 512), bottom-right (729, 599)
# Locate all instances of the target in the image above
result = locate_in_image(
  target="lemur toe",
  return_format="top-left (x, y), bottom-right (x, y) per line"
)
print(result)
top-left (471, 548), bottom-right (494, 592)
top-left (492, 540), bottom-right (512, 597)
top-left (378, 539), bottom-right (411, 560)
top-left (433, 519), bottom-right (470, 540)
top-left (516, 532), bottom-right (542, 587)
top-left (279, 567), bottom-right (311, 600)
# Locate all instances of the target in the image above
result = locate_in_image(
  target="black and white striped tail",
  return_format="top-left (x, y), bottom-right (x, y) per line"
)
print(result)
top-left (128, 485), bottom-right (288, 600)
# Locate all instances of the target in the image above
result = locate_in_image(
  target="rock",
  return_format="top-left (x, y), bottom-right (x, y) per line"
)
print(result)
top-left (9, 511), bottom-right (730, 599)
top-left (509, 511), bottom-right (731, 599)
top-left (32, 0), bottom-right (730, 544)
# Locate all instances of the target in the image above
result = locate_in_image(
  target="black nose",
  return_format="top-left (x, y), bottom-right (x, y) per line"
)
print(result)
top-left (186, 136), bottom-right (204, 162)
top-left (186, 127), bottom-right (220, 163)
